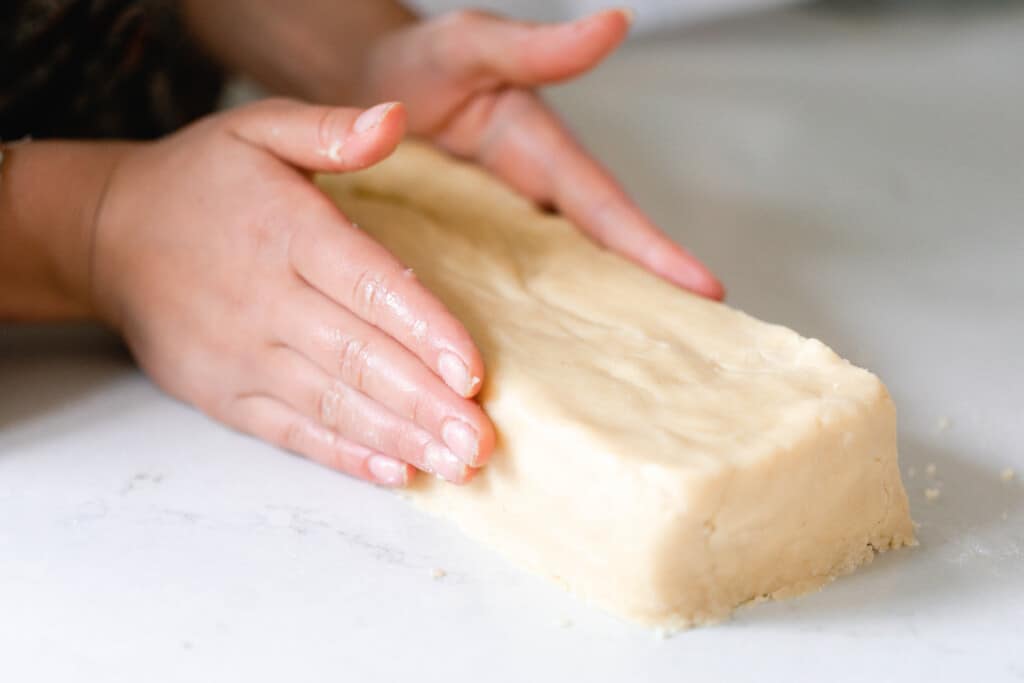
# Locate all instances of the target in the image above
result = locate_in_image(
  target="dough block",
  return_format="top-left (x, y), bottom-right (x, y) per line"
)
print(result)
top-left (317, 143), bottom-right (915, 629)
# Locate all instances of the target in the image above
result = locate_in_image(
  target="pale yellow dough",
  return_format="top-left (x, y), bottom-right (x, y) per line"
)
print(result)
top-left (317, 143), bottom-right (915, 629)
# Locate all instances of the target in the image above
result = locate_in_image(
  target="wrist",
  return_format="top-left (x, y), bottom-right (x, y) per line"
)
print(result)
top-left (0, 140), bottom-right (133, 321)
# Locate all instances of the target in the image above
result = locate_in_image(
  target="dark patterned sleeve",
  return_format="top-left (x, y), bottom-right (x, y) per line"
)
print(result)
top-left (0, 0), bottom-right (225, 140)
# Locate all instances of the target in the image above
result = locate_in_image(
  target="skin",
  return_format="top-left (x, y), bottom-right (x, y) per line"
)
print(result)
top-left (0, 5), bottom-right (723, 488)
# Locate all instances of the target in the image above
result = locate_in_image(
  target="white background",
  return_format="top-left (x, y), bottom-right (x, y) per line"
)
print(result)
top-left (2, 2), bottom-right (1023, 681)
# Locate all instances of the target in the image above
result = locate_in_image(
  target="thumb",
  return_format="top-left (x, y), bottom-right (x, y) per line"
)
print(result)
top-left (227, 98), bottom-right (406, 172)
top-left (432, 8), bottom-right (632, 87)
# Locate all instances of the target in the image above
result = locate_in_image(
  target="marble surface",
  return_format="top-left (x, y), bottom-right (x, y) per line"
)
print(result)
top-left (3, 4), bottom-right (1023, 681)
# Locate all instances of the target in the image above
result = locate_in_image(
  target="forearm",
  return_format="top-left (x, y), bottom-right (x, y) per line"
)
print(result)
top-left (180, 0), bottom-right (416, 104)
top-left (0, 141), bottom-right (128, 321)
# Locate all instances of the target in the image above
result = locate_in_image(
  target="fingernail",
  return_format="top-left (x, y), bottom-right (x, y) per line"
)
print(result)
top-left (442, 418), bottom-right (479, 466)
top-left (424, 442), bottom-right (469, 483)
top-left (438, 350), bottom-right (479, 397)
top-left (673, 261), bottom-right (725, 300)
top-left (354, 102), bottom-right (395, 134)
top-left (617, 7), bottom-right (635, 25)
top-left (367, 454), bottom-right (409, 487)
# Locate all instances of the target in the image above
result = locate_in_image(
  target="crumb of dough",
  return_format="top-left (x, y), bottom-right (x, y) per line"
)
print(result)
top-left (556, 618), bottom-right (573, 629)
top-left (936, 416), bottom-right (952, 432)
top-left (925, 463), bottom-right (937, 478)
top-left (430, 568), bottom-right (447, 580)
top-left (654, 627), bottom-right (671, 640)
top-left (906, 467), bottom-right (916, 479)
top-left (1001, 468), bottom-right (1016, 482)
top-left (924, 488), bottom-right (941, 501)
top-left (1002, 511), bottom-right (1009, 521)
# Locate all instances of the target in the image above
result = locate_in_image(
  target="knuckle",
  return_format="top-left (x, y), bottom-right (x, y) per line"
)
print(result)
top-left (318, 433), bottom-right (352, 472)
top-left (315, 106), bottom-right (347, 157)
top-left (408, 390), bottom-right (432, 428)
top-left (350, 268), bottom-right (388, 322)
top-left (431, 9), bottom-right (499, 77)
top-left (318, 379), bottom-right (346, 428)
top-left (323, 445), bottom-right (359, 475)
top-left (316, 107), bottom-right (334, 154)
top-left (436, 20), bottom-right (483, 76)
top-left (338, 337), bottom-right (373, 392)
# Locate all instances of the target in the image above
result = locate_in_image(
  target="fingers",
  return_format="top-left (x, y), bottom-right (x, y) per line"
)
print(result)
top-left (288, 196), bottom-right (485, 398)
top-left (538, 124), bottom-right (725, 299)
top-left (432, 8), bottom-right (632, 88)
top-left (227, 97), bottom-right (406, 172)
top-left (229, 394), bottom-right (413, 487)
top-left (275, 284), bottom-right (495, 466)
top-left (265, 346), bottom-right (476, 484)
top-left (441, 90), bottom-right (725, 299)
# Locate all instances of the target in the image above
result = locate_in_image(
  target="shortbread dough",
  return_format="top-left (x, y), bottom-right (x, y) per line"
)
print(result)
top-left (317, 143), bottom-right (914, 629)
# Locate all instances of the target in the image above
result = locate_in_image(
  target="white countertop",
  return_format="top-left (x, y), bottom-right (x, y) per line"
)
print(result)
top-left (3, 4), bottom-right (1023, 682)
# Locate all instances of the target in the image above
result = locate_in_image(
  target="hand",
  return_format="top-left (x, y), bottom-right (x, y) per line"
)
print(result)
top-left (91, 99), bottom-right (495, 486)
top-left (355, 9), bottom-right (724, 299)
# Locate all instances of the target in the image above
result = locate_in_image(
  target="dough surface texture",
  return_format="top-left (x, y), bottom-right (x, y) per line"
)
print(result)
top-left (317, 143), bottom-right (915, 629)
